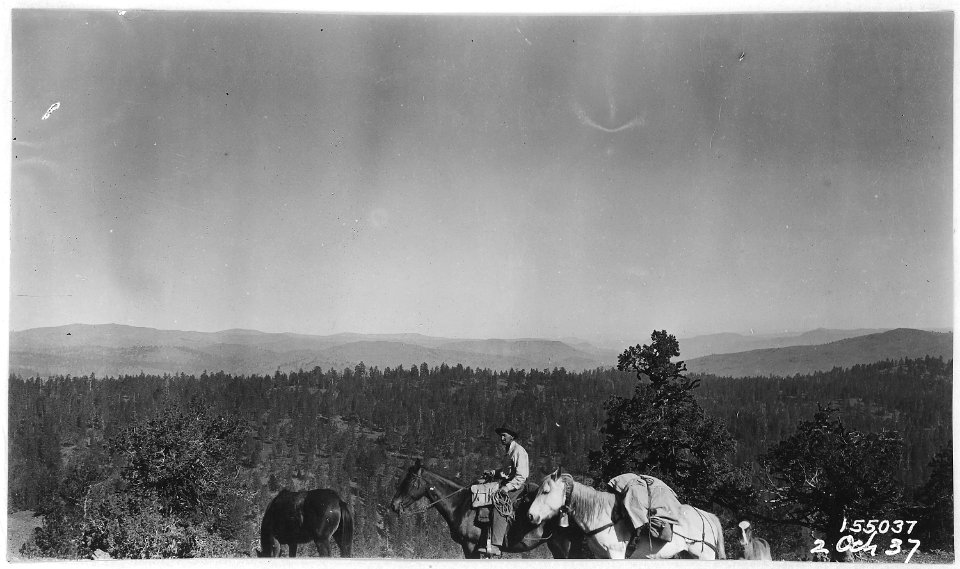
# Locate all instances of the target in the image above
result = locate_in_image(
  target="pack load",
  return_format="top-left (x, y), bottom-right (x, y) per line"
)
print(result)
top-left (471, 481), bottom-right (500, 508)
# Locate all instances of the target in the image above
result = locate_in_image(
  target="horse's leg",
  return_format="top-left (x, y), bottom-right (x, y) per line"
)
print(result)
top-left (288, 543), bottom-right (298, 558)
top-left (608, 541), bottom-right (628, 559)
top-left (586, 535), bottom-right (625, 559)
top-left (629, 532), bottom-right (670, 559)
top-left (546, 537), bottom-right (568, 559)
top-left (567, 536), bottom-right (586, 559)
top-left (308, 504), bottom-right (336, 557)
top-left (646, 535), bottom-right (687, 559)
top-left (314, 538), bottom-right (332, 557)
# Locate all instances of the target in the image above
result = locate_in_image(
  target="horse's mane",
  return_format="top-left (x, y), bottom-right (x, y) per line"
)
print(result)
top-left (419, 466), bottom-right (469, 488)
top-left (562, 473), bottom-right (616, 528)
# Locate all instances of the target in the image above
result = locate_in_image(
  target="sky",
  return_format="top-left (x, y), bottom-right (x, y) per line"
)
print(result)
top-left (9, 9), bottom-right (954, 345)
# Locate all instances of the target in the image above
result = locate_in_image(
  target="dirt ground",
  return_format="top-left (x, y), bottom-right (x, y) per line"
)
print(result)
top-left (6, 510), bottom-right (43, 561)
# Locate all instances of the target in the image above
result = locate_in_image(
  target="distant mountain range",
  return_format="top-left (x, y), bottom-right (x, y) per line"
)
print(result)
top-left (8, 324), bottom-right (952, 379)
top-left (676, 328), bottom-right (892, 360)
top-left (685, 328), bottom-right (953, 377)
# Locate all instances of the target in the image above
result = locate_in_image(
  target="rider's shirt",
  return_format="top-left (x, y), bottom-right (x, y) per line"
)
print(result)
top-left (499, 440), bottom-right (529, 492)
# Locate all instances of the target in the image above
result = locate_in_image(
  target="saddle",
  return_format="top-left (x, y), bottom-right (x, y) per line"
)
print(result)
top-left (471, 481), bottom-right (532, 527)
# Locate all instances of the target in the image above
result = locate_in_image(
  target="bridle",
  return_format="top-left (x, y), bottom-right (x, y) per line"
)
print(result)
top-left (551, 476), bottom-right (619, 537)
top-left (396, 470), bottom-right (468, 517)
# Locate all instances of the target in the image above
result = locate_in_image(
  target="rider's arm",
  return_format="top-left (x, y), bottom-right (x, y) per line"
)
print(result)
top-left (501, 446), bottom-right (529, 492)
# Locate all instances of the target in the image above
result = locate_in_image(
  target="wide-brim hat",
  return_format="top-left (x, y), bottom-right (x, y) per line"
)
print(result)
top-left (495, 425), bottom-right (520, 439)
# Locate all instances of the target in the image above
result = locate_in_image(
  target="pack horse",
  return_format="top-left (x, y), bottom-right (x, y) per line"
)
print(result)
top-left (527, 468), bottom-right (725, 560)
top-left (257, 488), bottom-right (353, 557)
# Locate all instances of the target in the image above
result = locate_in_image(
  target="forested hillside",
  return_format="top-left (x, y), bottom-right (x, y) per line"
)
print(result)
top-left (9, 355), bottom-right (952, 559)
top-left (14, 324), bottom-right (950, 379)
top-left (686, 329), bottom-right (953, 377)
top-left (9, 324), bottom-right (617, 377)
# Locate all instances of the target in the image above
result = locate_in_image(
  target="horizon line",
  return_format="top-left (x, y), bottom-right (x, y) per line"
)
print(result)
top-left (9, 321), bottom-right (954, 341)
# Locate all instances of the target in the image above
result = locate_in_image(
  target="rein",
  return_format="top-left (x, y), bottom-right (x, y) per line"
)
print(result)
top-left (399, 476), bottom-right (469, 517)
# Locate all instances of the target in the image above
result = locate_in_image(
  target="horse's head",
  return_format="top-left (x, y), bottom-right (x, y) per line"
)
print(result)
top-left (390, 459), bottom-right (431, 515)
top-left (738, 520), bottom-right (753, 546)
top-left (527, 467), bottom-right (567, 525)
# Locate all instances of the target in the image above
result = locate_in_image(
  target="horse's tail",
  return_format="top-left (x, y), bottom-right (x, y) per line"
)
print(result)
top-left (334, 499), bottom-right (353, 557)
top-left (715, 516), bottom-right (726, 560)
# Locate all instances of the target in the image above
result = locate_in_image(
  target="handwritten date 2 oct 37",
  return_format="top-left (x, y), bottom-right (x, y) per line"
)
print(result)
top-left (810, 519), bottom-right (921, 563)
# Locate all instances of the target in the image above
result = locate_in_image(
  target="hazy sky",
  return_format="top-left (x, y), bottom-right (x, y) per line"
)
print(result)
top-left (10, 10), bottom-right (953, 344)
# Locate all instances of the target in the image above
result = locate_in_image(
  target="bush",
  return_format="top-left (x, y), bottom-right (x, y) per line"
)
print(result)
top-left (78, 477), bottom-right (250, 558)
top-left (760, 406), bottom-right (905, 561)
top-left (107, 406), bottom-right (251, 527)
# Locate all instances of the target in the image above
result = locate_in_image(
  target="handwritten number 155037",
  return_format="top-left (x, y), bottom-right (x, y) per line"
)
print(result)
top-left (810, 519), bottom-right (921, 563)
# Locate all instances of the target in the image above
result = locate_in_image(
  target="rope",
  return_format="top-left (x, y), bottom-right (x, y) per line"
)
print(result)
top-left (492, 488), bottom-right (515, 519)
top-left (672, 508), bottom-right (721, 556)
top-left (673, 528), bottom-right (720, 556)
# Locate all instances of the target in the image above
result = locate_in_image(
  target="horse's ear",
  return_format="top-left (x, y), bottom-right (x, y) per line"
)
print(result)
top-left (551, 467), bottom-right (560, 480)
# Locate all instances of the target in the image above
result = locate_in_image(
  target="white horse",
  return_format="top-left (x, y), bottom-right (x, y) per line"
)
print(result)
top-left (738, 521), bottom-right (773, 560)
top-left (527, 469), bottom-right (725, 560)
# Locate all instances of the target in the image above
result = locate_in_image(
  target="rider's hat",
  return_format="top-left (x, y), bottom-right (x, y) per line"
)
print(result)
top-left (495, 425), bottom-right (519, 439)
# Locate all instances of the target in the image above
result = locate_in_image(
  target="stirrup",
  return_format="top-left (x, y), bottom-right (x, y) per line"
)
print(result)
top-left (477, 546), bottom-right (502, 558)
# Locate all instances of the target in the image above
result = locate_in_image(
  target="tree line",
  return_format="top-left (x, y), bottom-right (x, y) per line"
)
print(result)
top-left (8, 332), bottom-right (952, 559)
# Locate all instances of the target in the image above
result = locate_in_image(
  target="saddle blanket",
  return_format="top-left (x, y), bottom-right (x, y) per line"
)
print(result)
top-left (470, 481), bottom-right (500, 508)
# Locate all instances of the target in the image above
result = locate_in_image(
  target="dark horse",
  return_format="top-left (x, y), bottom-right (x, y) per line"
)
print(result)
top-left (257, 488), bottom-right (353, 557)
top-left (390, 460), bottom-right (584, 559)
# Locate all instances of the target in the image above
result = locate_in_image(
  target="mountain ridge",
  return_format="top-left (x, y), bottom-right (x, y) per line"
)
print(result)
top-left (685, 328), bottom-right (953, 377)
top-left (8, 324), bottom-right (951, 378)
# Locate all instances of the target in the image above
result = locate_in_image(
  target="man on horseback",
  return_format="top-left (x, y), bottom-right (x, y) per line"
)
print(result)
top-left (608, 473), bottom-right (683, 545)
top-left (479, 425), bottom-right (529, 557)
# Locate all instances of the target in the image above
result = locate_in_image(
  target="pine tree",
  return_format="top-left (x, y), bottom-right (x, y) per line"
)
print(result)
top-left (914, 441), bottom-right (953, 551)
top-left (589, 330), bottom-right (750, 509)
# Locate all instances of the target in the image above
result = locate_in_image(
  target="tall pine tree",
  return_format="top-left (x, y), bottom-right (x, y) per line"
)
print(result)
top-left (589, 330), bottom-right (750, 509)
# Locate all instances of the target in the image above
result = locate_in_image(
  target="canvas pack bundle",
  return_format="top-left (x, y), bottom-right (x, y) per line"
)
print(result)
top-left (471, 481), bottom-right (500, 508)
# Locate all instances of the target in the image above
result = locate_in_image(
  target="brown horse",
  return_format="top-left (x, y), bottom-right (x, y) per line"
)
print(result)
top-left (390, 460), bottom-right (585, 559)
top-left (257, 488), bottom-right (353, 557)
